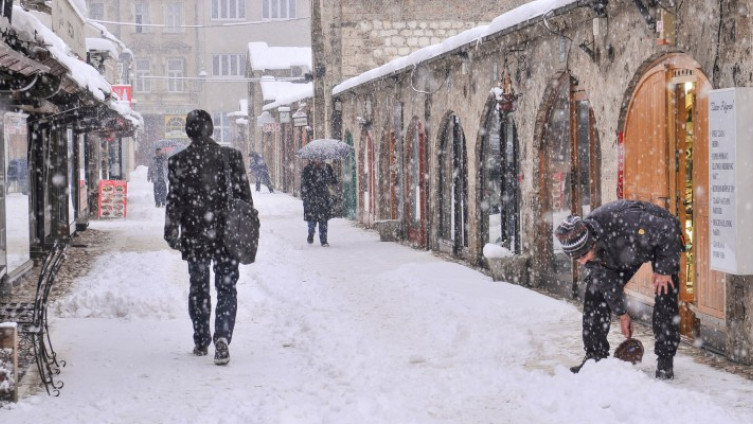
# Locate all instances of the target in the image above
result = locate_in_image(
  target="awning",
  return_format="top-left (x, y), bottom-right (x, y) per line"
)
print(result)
top-left (0, 42), bottom-right (50, 76)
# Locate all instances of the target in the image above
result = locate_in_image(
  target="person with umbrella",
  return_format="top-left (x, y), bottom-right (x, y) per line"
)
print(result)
top-left (301, 159), bottom-right (337, 247)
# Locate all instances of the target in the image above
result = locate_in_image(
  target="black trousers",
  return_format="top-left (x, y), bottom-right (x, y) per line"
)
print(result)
top-left (582, 274), bottom-right (680, 360)
top-left (153, 179), bottom-right (167, 206)
top-left (254, 173), bottom-right (273, 192)
top-left (187, 255), bottom-right (239, 348)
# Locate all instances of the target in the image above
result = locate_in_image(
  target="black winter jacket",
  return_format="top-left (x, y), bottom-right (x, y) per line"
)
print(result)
top-left (164, 137), bottom-right (252, 261)
top-left (301, 162), bottom-right (337, 222)
top-left (583, 200), bottom-right (683, 315)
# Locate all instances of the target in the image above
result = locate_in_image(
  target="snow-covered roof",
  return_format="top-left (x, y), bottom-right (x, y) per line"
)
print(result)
top-left (228, 99), bottom-right (249, 117)
top-left (260, 77), bottom-right (313, 105)
top-left (86, 37), bottom-right (120, 59)
top-left (248, 41), bottom-right (311, 71)
top-left (262, 82), bottom-right (313, 111)
top-left (11, 5), bottom-right (111, 101)
top-left (333, 0), bottom-right (579, 95)
top-left (87, 20), bottom-right (129, 53)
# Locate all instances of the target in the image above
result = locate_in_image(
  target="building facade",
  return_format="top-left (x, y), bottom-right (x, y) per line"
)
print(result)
top-left (87, 0), bottom-right (310, 164)
top-left (326, 0), bottom-right (753, 365)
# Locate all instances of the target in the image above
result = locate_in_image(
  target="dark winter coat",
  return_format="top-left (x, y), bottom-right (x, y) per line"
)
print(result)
top-left (582, 199), bottom-right (683, 316)
top-left (249, 153), bottom-right (269, 177)
top-left (148, 154), bottom-right (167, 183)
top-left (164, 137), bottom-right (252, 262)
top-left (301, 162), bottom-right (337, 222)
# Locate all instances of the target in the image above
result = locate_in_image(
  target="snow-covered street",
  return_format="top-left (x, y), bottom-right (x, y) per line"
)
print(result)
top-left (2, 166), bottom-right (753, 424)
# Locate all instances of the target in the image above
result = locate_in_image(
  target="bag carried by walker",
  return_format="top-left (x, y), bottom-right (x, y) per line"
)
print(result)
top-left (221, 148), bottom-right (260, 264)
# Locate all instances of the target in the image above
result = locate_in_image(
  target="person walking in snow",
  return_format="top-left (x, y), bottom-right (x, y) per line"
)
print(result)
top-left (164, 109), bottom-right (253, 366)
top-left (147, 148), bottom-right (168, 207)
top-left (554, 199), bottom-right (683, 380)
top-left (249, 151), bottom-right (274, 193)
top-left (301, 159), bottom-right (337, 247)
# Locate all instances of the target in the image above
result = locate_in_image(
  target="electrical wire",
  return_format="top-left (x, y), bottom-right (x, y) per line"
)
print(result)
top-left (89, 17), bottom-right (309, 29)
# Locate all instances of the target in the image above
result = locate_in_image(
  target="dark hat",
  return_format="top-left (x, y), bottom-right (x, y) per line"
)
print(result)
top-left (555, 215), bottom-right (594, 259)
top-left (185, 109), bottom-right (214, 139)
top-left (614, 338), bottom-right (644, 364)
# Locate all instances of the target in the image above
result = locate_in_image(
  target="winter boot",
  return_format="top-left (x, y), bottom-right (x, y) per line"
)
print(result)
top-left (214, 338), bottom-right (230, 365)
top-left (307, 233), bottom-right (314, 244)
top-left (193, 345), bottom-right (208, 356)
top-left (570, 355), bottom-right (604, 374)
top-left (656, 356), bottom-right (674, 380)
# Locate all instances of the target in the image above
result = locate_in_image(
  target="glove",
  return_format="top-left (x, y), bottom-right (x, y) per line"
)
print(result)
top-left (166, 237), bottom-right (181, 250)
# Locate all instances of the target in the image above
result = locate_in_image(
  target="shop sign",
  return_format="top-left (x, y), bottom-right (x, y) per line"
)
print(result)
top-left (293, 110), bottom-right (308, 127)
top-left (708, 88), bottom-right (753, 274)
top-left (278, 107), bottom-right (291, 124)
top-left (98, 180), bottom-right (127, 219)
top-left (165, 115), bottom-right (187, 139)
top-left (112, 85), bottom-right (133, 107)
top-left (263, 122), bottom-right (278, 133)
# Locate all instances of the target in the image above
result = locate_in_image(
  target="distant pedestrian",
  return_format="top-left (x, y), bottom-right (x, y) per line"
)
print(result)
top-left (249, 151), bottom-right (274, 193)
top-left (164, 109), bottom-right (253, 366)
top-left (147, 148), bottom-right (167, 207)
top-left (301, 159), bottom-right (337, 247)
top-left (555, 199), bottom-right (683, 379)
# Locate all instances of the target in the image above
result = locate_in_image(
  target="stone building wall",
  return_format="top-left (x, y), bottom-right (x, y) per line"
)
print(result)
top-left (331, 0), bottom-right (753, 364)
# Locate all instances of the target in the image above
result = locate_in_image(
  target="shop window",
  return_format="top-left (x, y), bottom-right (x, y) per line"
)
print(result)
top-left (439, 114), bottom-right (468, 253)
top-left (482, 107), bottom-right (520, 253)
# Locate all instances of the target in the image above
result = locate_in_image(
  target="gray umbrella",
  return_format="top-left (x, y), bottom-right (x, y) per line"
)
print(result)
top-left (296, 138), bottom-right (354, 160)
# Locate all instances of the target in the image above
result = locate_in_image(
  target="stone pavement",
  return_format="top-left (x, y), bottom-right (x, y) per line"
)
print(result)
top-left (2, 228), bottom-right (110, 398)
top-left (3, 226), bottom-right (753, 398)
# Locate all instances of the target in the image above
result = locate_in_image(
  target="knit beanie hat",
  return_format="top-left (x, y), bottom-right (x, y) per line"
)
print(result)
top-left (555, 215), bottom-right (594, 259)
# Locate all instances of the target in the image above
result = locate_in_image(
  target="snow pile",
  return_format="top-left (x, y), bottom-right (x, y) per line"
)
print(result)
top-left (483, 242), bottom-right (514, 258)
top-left (52, 251), bottom-right (186, 319)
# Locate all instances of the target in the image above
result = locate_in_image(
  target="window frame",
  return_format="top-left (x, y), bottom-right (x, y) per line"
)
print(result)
top-left (89, 2), bottom-right (105, 21)
top-left (135, 2), bottom-right (149, 34)
top-left (167, 58), bottom-right (184, 92)
top-left (211, 54), bottom-right (245, 77)
top-left (165, 2), bottom-right (183, 33)
top-left (134, 59), bottom-right (151, 93)
top-left (211, 0), bottom-right (246, 21)
top-left (262, 0), bottom-right (296, 20)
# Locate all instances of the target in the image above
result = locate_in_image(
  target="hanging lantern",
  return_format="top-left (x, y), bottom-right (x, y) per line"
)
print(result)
top-left (490, 70), bottom-right (517, 114)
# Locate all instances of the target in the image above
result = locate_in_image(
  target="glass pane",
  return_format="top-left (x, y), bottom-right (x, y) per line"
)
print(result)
top-left (289, 0), bottom-right (296, 18)
top-left (410, 126), bottom-right (419, 226)
top-left (576, 100), bottom-right (591, 215)
top-left (272, 0), bottom-right (279, 18)
top-left (549, 81), bottom-right (573, 284)
top-left (263, 0), bottom-right (269, 19)
top-left (484, 110), bottom-right (502, 244)
top-left (4, 112), bottom-right (31, 271)
top-left (212, 0), bottom-right (219, 19)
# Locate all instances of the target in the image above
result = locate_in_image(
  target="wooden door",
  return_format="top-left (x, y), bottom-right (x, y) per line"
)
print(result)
top-left (622, 56), bottom-right (725, 332)
top-left (623, 67), bottom-right (669, 302)
top-left (405, 119), bottom-right (427, 247)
